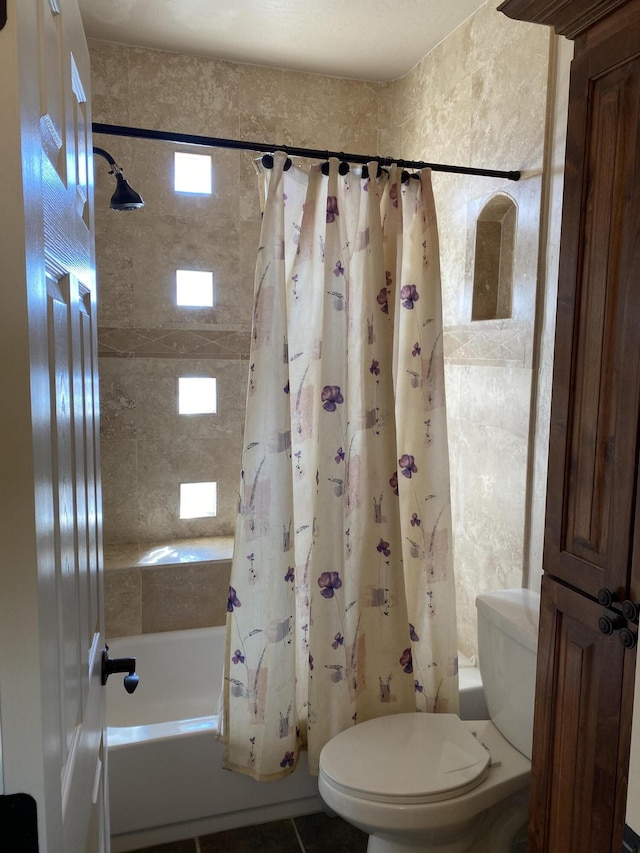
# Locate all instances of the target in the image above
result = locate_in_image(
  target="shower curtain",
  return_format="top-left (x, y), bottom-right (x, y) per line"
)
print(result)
top-left (220, 152), bottom-right (458, 779)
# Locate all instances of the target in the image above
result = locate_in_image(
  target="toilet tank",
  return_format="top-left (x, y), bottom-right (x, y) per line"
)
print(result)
top-left (476, 588), bottom-right (540, 760)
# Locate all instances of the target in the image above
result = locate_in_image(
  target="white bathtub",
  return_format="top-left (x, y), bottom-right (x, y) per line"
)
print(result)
top-left (106, 626), bottom-right (322, 852)
top-left (106, 626), bottom-right (488, 852)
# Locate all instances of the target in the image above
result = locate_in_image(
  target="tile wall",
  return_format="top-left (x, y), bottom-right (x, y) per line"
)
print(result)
top-left (90, 39), bottom-right (384, 637)
top-left (91, 0), bottom-right (556, 652)
top-left (378, 3), bottom-right (553, 655)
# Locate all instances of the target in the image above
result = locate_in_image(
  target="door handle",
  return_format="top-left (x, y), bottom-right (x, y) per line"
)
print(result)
top-left (101, 647), bottom-right (139, 694)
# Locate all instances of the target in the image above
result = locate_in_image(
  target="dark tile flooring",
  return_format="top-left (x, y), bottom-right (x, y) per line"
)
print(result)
top-left (129, 811), bottom-right (368, 852)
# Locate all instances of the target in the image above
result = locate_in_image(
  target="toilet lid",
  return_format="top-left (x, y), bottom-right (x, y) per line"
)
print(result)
top-left (319, 713), bottom-right (490, 805)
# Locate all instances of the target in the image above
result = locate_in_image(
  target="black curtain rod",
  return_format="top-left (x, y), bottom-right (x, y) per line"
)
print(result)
top-left (92, 122), bottom-right (521, 182)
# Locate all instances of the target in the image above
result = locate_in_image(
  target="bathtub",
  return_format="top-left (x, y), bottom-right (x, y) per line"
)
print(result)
top-left (106, 626), bottom-right (322, 852)
top-left (106, 626), bottom-right (488, 852)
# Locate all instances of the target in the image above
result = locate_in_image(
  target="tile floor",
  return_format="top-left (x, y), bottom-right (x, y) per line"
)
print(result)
top-left (128, 811), bottom-right (368, 852)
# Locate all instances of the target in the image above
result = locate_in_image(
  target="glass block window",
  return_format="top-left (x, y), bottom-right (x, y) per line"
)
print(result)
top-left (174, 152), bottom-right (212, 194)
top-left (179, 481), bottom-right (217, 519)
top-left (176, 269), bottom-right (214, 307)
top-left (179, 377), bottom-right (217, 414)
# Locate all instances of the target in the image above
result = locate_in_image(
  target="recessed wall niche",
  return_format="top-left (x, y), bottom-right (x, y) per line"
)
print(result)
top-left (471, 193), bottom-right (517, 321)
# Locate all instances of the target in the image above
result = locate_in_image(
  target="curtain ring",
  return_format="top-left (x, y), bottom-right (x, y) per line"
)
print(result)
top-left (283, 157), bottom-right (292, 171)
top-left (262, 153), bottom-right (274, 169)
top-left (336, 153), bottom-right (349, 176)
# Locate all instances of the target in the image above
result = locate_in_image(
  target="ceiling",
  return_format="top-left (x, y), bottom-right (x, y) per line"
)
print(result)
top-left (79, 0), bottom-right (487, 82)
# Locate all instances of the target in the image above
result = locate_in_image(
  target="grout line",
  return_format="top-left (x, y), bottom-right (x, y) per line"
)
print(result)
top-left (290, 817), bottom-right (306, 852)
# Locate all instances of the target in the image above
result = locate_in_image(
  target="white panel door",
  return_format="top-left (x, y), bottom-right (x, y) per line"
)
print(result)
top-left (0, 1), bottom-right (107, 851)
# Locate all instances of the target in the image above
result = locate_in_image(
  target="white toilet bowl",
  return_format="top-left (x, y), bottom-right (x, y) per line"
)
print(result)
top-left (317, 589), bottom-right (539, 853)
top-left (319, 715), bottom-right (529, 853)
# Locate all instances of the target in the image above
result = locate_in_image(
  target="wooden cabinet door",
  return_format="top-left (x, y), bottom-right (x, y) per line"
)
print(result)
top-left (529, 576), bottom-right (636, 852)
top-left (496, 1), bottom-right (640, 848)
top-left (544, 0), bottom-right (640, 602)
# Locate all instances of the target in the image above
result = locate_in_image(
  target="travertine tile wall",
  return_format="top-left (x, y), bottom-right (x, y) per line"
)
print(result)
top-left (91, 1), bottom-right (555, 647)
top-left (90, 39), bottom-right (384, 636)
top-left (377, 1), bottom-right (553, 656)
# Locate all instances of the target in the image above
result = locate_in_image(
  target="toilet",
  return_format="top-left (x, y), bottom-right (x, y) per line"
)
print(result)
top-left (318, 588), bottom-right (540, 853)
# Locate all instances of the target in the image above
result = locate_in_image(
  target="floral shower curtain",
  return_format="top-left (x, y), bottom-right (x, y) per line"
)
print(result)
top-left (220, 152), bottom-right (458, 779)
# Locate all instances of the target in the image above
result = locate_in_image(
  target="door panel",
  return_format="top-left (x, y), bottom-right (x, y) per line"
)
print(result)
top-left (544, 7), bottom-right (640, 601)
top-left (529, 576), bottom-right (635, 852)
top-left (0, 1), bottom-right (105, 851)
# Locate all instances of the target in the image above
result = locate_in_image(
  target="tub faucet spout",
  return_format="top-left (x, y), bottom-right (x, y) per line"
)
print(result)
top-left (101, 647), bottom-right (139, 694)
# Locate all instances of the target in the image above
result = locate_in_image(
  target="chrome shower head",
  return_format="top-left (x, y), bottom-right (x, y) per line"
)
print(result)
top-left (93, 146), bottom-right (145, 211)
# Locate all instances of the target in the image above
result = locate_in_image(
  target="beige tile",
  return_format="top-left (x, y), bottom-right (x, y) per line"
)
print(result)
top-left (236, 64), bottom-right (290, 122)
top-left (238, 153), bottom-right (263, 222)
top-left (127, 47), bottom-right (240, 138)
top-left (130, 357), bottom-right (246, 444)
top-left (469, 1), bottom-right (542, 71)
top-left (125, 138), bottom-right (240, 227)
top-left (141, 561), bottom-right (231, 632)
top-left (104, 542), bottom-right (141, 570)
top-left (469, 25), bottom-right (550, 173)
top-left (454, 364), bottom-right (532, 438)
top-left (135, 434), bottom-right (240, 541)
top-left (88, 40), bottom-right (130, 125)
top-left (105, 568), bottom-right (142, 639)
top-left (99, 359), bottom-right (138, 440)
top-left (105, 213), bottom-right (243, 329)
top-left (101, 439), bottom-right (139, 545)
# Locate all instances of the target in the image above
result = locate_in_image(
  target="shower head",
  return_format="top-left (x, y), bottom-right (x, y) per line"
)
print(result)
top-left (93, 146), bottom-right (145, 211)
top-left (109, 172), bottom-right (145, 211)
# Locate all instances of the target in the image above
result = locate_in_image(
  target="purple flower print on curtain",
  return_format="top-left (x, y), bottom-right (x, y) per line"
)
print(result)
top-left (398, 454), bottom-right (418, 478)
top-left (332, 633), bottom-right (344, 649)
top-left (376, 538), bottom-right (391, 557)
top-left (326, 196), bottom-right (339, 223)
top-left (221, 154), bottom-right (456, 784)
top-left (400, 284), bottom-right (419, 309)
top-left (399, 648), bottom-right (413, 674)
top-left (377, 286), bottom-right (389, 314)
top-left (317, 571), bottom-right (342, 598)
top-left (227, 586), bottom-right (241, 612)
top-left (280, 751), bottom-right (295, 768)
top-left (321, 385), bottom-right (344, 412)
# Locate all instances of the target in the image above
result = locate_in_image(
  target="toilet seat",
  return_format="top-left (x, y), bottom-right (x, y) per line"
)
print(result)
top-left (319, 713), bottom-right (491, 805)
